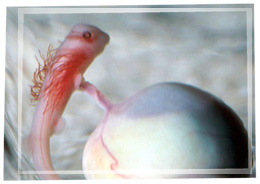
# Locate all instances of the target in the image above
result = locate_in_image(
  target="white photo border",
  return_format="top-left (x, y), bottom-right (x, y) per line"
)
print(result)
top-left (17, 5), bottom-right (254, 176)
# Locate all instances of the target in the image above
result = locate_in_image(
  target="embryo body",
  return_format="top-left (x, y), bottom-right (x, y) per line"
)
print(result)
top-left (27, 24), bottom-right (109, 180)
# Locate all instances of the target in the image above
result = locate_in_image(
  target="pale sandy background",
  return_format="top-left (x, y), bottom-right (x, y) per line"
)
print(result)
top-left (4, 6), bottom-right (254, 179)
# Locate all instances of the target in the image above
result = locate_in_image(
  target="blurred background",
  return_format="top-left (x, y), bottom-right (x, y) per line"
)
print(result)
top-left (5, 5), bottom-right (254, 180)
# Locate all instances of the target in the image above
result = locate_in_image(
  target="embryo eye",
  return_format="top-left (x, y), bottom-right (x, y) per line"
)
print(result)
top-left (83, 31), bottom-right (92, 39)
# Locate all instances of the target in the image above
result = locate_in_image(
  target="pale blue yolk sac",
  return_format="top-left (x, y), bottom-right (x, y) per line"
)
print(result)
top-left (82, 82), bottom-right (252, 179)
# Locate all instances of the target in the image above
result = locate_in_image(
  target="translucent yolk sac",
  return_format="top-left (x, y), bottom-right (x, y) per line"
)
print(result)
top-left (82, 82), bottom-right (251, 179)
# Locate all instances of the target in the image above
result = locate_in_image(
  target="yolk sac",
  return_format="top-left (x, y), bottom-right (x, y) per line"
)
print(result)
top-left (82, 82), bottom-right (252, 179)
